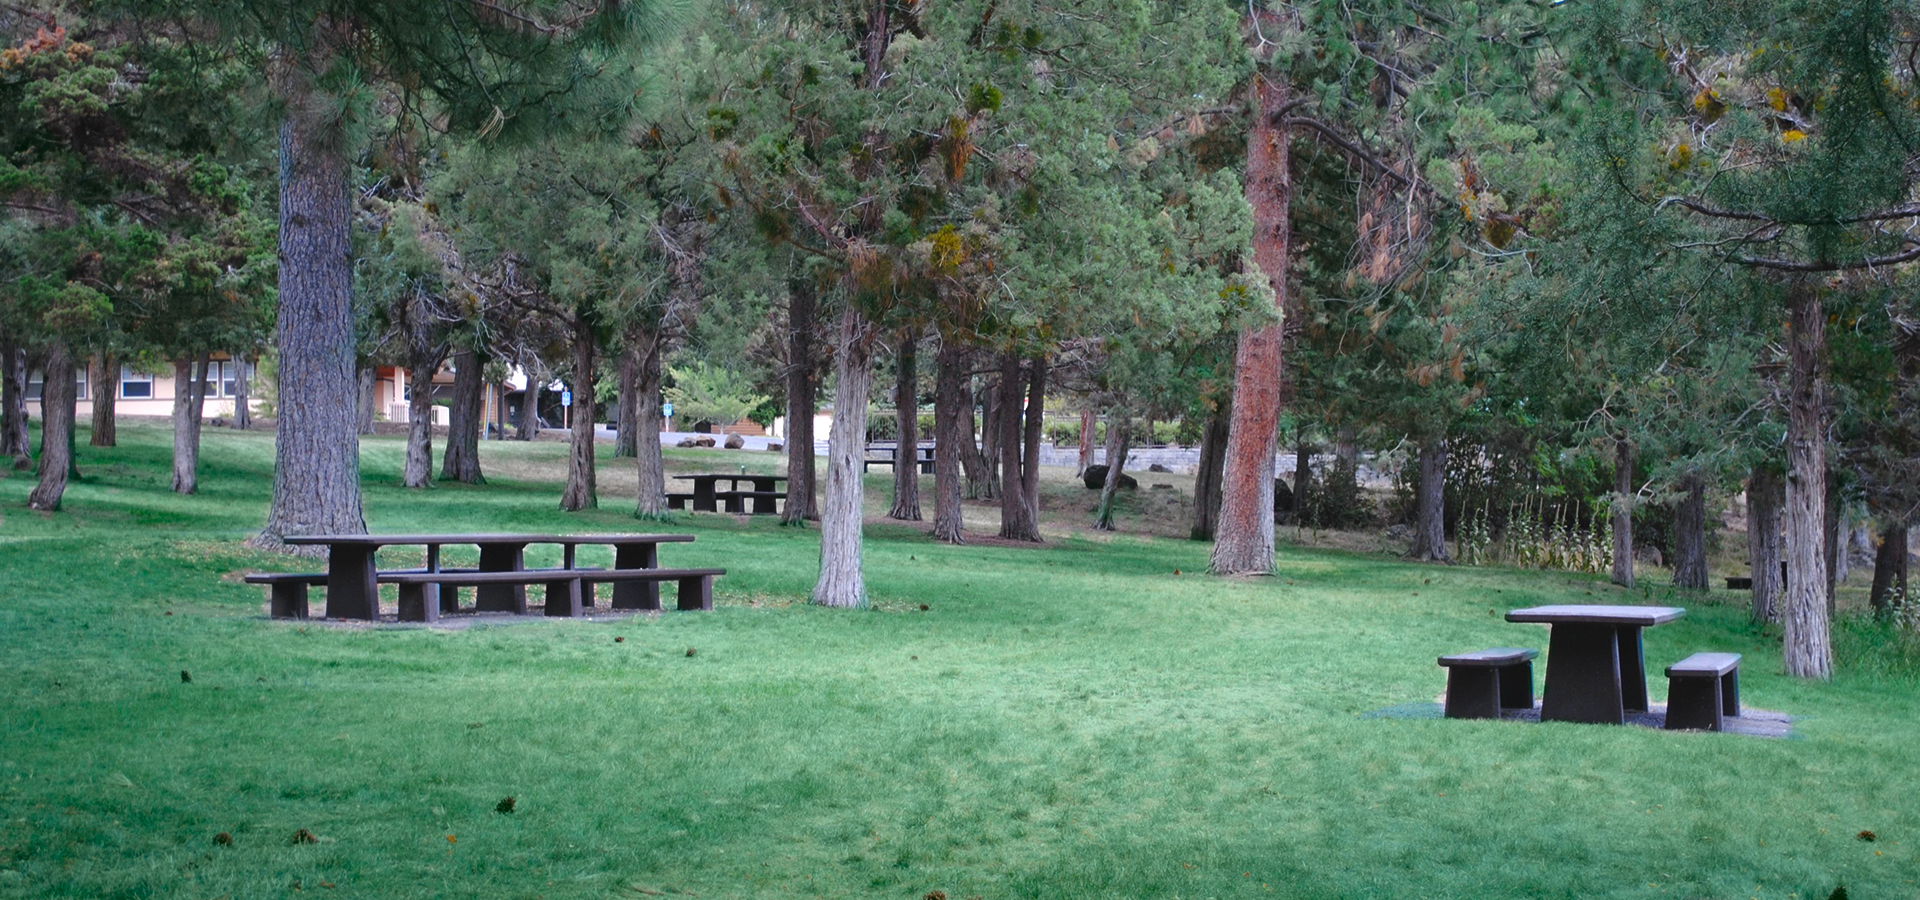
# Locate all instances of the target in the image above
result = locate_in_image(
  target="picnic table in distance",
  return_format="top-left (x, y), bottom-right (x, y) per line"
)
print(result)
top-left (669, 473), bottom-right (788, 513)
top-left (863, 442), bottom-right (935, 474)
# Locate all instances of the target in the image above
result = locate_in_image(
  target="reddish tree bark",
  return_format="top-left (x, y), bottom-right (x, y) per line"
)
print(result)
top-left (1210, 73), bottom-right (1292, 575)
top-left (1076, 408), bottom-right (1094, 476)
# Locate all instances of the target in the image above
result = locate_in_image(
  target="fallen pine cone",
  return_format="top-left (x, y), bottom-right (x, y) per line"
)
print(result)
top-left (496, 796), bottom-right (516, 814)
top-left (180, 670), bottom-right (192, 683)
top-left (291, 828), bottom-right (318, 845)
top-left (214, 832), bottom-right (233, 846)
top-left (685, 647), bottom-right (696, 657)
top-left (1858, 830), bottom-right (1877, 842)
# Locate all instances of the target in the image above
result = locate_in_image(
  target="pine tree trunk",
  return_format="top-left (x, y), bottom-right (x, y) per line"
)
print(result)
top-left (1094, 412), bottom-right (1131, 531)
top-left (1782, 283), bottom-right (1832, 679)
top-left (1748, 467), bottom-right (1784, 623)
top-left (440, 347), bottom-right (485, 483)
top-left (1211, 72), bottom-right (1291, 576)
top-left (996, 353), bottom-right (1039, 541)
top-left (1870, 523), bottom-right (1909, 615)
top-left (89, 353), bottom-right (117, 447)
top-left (1408, 436), bottom-right (1449, 562)
top-left (633, 333), bottom-right (669, 520)
top-left (517, 360), bottom-right (541, 441)
top-left (614, 344), bottom-right (638, 458)
top-left (1823, 475), bottom-right (1842, 611)
top-left (1076, 409), bottom-right (1094, 476)
top-left (28, 344), bottom-right (76, 510)
top-left (259, 103), bottom-right (366, 544)
top-left (560, 319), bottom-right (597, 511)
top-left (1022, 355), bottom-right (1046, 524)
top-left (1610, 437), bottom-right (1635, 587)
top-left (355, 364), bottom-right (377, 435)
top-left (781, 280), bottom-right (820, 525)
top-left (888, 335), bottom-right (921, 520)
top-left (2, 336), bottom-right (27, 462)
top-left (231, 356), bottom-right (251, 430)
top-left (1191, 405), bottom-right (1230, 540)
top-left (932, 339), bottom-right (967, 543)
top-left (1672, 472), bottom-right (1709, 590)
top-left (962, 376), bottom-right (992, 500)
top-left (403, 358), bottom-right (434, 489)
top-left (813, 308), bottom-right (874, 607)
top-left (171, 355), bottom-right (210, 494)
top-left (977, 379), bottom-right (1001, 501)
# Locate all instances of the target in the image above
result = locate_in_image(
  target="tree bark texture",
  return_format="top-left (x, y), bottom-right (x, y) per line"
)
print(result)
top-left (28, 344), bottom-right (76, 510)
top-left (1022, 356), bottom-right (1046, 524)
top-left (231, 356), bottom-right (251, 430)
top-left (170, 355), bottom-right (210, 494)
top-left (1191, 406), bottom-right (1230, 540)
top-left (977, 379), bottom-right (1001, 501)
top-left (517, 360), bottom-right (541, 440)
top-left (782, 280), bottom-right (820, 525)
top-left (1094, 412), bottom-right (1131, 531)
top-left (961, 377), bottom-right (992, 500)
top-left (2, 337), bottom-right (27, 462)
top-left (1610, 438), bottom-right (1635, 587)
top-left (614, 344), bottom-right (639, 458)
top-left (996, 353), bottom-right (1040, 541)
top-left (1783, 284), bottom-right (1832, 679)
top-left (633, 332), bottom-right (669, 520)
top-left (1077, 409), bottom-right (1094, 476)
top-left (1408, 436), bottom-right (1449, 562)
top-left (1210, 72), bottom-right (1291, 576)
top-left (560, 318), bottom-right (597, 511)
top-left (403, 361), bottom-right (435, 489)
top-left (88, 353), bottom-right (117, 447)
top-left (440, 347), bottom-right (485, 483)
top-left (932, 340), bottom-right (967, 543)
top-left (1748, 466), bottom-right (1784, 623)
top-left (1871, 522), bottom-right (1909, 614)
top-left (1672, 472), bottom-right (1708, 590)
top-left (355, 364), bottom-right (377, 435)
top-left (259, 103), bottom-right (366, 543)
top-left (813, 308), bottom-right (874, 607)
top-left (888, 336), bottom-right (921, 520)
top-left (1824, 475), bottom-right (1842, 611)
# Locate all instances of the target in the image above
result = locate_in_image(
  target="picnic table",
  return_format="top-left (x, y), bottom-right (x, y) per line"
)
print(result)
top-left (863, 442), bottom-right (935, 475)
top-left (670, 473), bottom-right (788, 513)
top-left (281, 533), bottom-right (697, 620)
top-left (1504, 604), bottom-right (1686, 725)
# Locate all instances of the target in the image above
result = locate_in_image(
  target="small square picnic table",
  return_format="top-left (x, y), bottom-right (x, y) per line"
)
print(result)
top-left (1504, 604), bottom-right (1686, 724)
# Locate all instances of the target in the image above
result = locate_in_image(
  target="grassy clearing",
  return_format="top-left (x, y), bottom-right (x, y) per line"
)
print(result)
top-left (1, 421), bottom-right (1916, 899)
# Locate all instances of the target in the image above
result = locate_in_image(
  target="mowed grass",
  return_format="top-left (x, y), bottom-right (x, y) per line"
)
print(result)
top-left (1, 422), bottom-right (1917, 900)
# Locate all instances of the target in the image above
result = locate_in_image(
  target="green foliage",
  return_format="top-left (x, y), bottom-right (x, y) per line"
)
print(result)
top-left (664, 360), bottom-right (768, 430)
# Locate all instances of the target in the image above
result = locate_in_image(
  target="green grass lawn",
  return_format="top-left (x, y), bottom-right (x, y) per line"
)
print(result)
top-left (2, 421), bottom-right (1916, 899)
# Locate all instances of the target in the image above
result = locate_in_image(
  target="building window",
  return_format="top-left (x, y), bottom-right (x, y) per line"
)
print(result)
top-left (22, 369), bottom-right (84, 401)
top-left (217, 361), bottom-right (238, 398)
top-left (120, 366), bottom-right (153, 399)
top-left (75, 366), bottom-right (86, 400)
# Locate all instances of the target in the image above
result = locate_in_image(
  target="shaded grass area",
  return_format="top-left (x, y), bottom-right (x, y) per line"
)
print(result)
top-left (1, 422), bottom-right (1916, 899)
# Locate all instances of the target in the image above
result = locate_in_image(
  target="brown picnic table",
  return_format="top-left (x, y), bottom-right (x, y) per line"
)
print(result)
top-left (1504, 604), bottom-right (1686, 725)
top-left (670, 474), bottom-right (788, 513)
top-left (281, 533), bottom-right (697, 620)
top-left (863, 443), bottom-right (935, 474)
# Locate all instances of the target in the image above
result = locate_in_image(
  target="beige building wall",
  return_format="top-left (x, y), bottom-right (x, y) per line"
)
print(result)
top-left (25, 361), bottom-right (245, 419)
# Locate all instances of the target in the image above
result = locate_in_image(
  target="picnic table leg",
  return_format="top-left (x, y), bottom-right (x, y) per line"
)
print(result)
top-left (610, 545), bottom-right (661, 610)
top-left (431, 544), bottom-right (461, 614)
top-left (543, 577), bottom-right (583, 617)
top-left (269, 583), bottom-right (310, 619)
top-left (1615, 626), bottom-right (1649, 714)
top-left (475, 542), bottom-right (529, 614)
top-left (326, 546), bottom-right (379, 620)
top-left (677, 574), bottom-right (713, 611)
top-left (1538, 622), bottom-right (1624, 725)
top-left (693, 480), bottom-right (717, 512)
top-left (398, 583), bottom-right (440, 623)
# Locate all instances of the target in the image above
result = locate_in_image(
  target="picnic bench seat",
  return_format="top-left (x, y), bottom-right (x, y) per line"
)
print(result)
top-left (665, 492), bottom-right (697, 510)
top-left (1438, 647), bottom-right (1538, 719)
top-left (250, 566), bottom-right (602, 621)
top-left (1664, 652), bottom-right (1740, 731)
top-left (382, 566), bottom-right (725, 619)
top-left (714, 489), bottom-right (784, 514)
top-left (246, 568), bottom-right (480, 619)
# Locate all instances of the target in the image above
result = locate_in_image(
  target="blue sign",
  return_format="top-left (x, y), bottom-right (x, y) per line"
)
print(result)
top-left (561, 390), bottom-right (573, 407)
top-left (662, 402), bottom-right (674, 418)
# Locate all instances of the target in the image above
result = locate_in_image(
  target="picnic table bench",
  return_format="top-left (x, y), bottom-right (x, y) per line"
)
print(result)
top-left (260, 533), bottom-right (705, 621)
top-left (863, 443), bottom-right (935, 475)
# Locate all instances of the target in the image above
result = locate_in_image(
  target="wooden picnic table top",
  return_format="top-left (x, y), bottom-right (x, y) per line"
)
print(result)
top-left (282, 533), bottom-right (697, 547)
top-left (1504, 604), bottom-right (1686, 626)
top-left (671, 473), bottom-right (788, 481)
